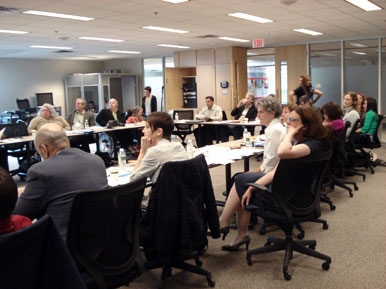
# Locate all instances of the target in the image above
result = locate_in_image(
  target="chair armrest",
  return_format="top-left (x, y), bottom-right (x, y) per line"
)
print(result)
top-left (245, 182), bottom-right (268, 219)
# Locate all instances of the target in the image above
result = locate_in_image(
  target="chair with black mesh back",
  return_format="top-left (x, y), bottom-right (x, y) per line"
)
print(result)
top-left (245, 151), bottom-right (332, 280)
top-left (66, 177), bottom-right (147, 289)
top-left (355, 114), bottom-right (384, 150)
top-left (173, 109), bottom-right (194, 146)
top-left (0, 121), bottom-right (32, 179)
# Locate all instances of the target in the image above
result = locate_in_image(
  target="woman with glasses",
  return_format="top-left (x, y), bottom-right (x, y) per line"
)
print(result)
top-left (215, 107), bottom-right (328, 251)
top-left (342, 92), bottom-right (360, 137)
top-left (28, 103), bottom-right (70, 135)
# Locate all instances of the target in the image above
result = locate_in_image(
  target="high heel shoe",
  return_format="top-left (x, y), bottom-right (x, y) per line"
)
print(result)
top-left (207, 226), bottom-right (230, 241)
top-left (221, 236), bottom-right (251, 251)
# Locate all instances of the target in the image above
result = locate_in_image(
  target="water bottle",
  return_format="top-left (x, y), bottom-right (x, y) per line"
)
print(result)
top-left (118, 148), bottom-right (126, 169)
top-left (175, 113), bottom-right (179, 121)
top-left (84, 119), bottom-right (89, 129)
top-left (243, 128), bottom-right (248, 143)
top-left (186, 139), bottom-right (195, 159)
top-left (246, 132), bottom-right (252, 147)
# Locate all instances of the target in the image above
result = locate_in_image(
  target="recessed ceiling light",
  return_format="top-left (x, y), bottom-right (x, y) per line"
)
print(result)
top-left (350, 42), bottom-right (368, 48)
top-left (23, 10), bottom-right (94, 21)
top-left (345, 0), bottom-right (382, 11)
top-left (30, 45), bottom-right (74, 50)
top-left (293, 28), bottom-right (323, 36)
top-left (353, 51), bottom-right (367, 55)
top-left (227, 12), bottom-right (273, 24)
top-left (161, 0), bottom-right (189, 3)
top-left (79, 37), bottom-right (124, 43)
top-left (108, 50), bottom-right (141, 54)
top-left (157, 44), bottom-right (190, 49)
top-left (143, 26), bottom-right (189, 34)
top-left (0, 29), bottom-right (29, 34)
top-left (218, 36), bottom-right (251, 43)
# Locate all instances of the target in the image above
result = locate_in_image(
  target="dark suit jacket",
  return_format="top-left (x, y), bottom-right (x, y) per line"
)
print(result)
top-left (96, 109), bottom-right (126, 126)
top-left (140, 154), bottom-right (220, 266)
top-left (13, 148), bottom-right (108, 240)
top-left (231, 104), bottom-right (258, 121)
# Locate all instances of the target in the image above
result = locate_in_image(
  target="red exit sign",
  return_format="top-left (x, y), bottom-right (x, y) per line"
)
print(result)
top-left (252, 39), bottom-right (264, 48)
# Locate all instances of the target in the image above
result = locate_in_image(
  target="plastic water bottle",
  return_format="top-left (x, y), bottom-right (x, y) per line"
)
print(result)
top-left (175, 113), bottom-right (179, 121)
top-left (243, 128), bottom-right (248, 143)
top-left (246, 132), bottom-right (252, 147)
top-left (186, 139), bottom-right (195, 159)
top-left (84, 119), bottom-right (89, 129)
top-left (118, 148), bottom-right (126, 169)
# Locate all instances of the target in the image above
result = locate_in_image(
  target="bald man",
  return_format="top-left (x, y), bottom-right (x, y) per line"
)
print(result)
top-left (13, 123), bottom-right (108, 240)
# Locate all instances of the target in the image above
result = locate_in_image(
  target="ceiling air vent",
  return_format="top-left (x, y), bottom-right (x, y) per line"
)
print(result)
top-left (197, 34), bottom-right (218, 39)
top-left (55, 50), bottom-right (74, 53)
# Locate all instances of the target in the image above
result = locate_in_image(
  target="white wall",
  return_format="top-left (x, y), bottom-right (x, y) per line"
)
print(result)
top-left (0, 58), bottom-right (104, 115)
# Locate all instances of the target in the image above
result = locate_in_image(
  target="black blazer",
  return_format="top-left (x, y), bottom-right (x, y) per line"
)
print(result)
top-left (231, 104), bottom-right (258, 121)
top-left (96, 109), bottom-right (126, 126)
top-left (140, 154), bottom-right (220, 266)
top-left (141, 95), bottom-right (157, 115)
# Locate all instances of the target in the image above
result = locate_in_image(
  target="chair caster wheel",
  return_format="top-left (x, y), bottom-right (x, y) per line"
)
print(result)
top-left (330, 205), bottom-right (336, 210)
top-left (322, 262), bottom-right (330, 270)
top-left (296, 231), bottom-right (305, 240)
top-left (309, 244), bottom-right (316, 250)
top-left (349, 191), bottom-right (354, 197)
top-left (323, 223), bottom-right (329, 230)
top-left (246, 255), bottom-right (252, 266)
top-left (354, 185), bottom-right (358, 190)
top-left (283, 271), bottom-right (291, 281)
top-left (206, 275), bottom-right (215, 287)
top-left (259, 228), bottom-right (266, 235)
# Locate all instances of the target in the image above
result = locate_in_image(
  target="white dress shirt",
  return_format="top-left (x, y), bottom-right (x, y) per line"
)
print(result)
top-left (198, 104), bottom-right (223, 121)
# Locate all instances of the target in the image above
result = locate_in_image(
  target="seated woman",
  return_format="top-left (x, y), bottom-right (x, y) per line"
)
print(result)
top-left (28, 103), bottom-right (70, 135)
top-left (321, 102), bottom-right (345, 137)
top-left (130, 112), bottom-right (188, 183)
top-left (354, 97), bottom-right (379, 145)
top-left (0, 167), bottom-right (31, 235)
top-left (342, 92), bottom-right (360, 138)
top-left (217, 107), bottom-right (328, 251)
top-left (229, 93), bottom-right (258, 139)
top-left (357, 92), bottom-right (367, 128)
top-left (280, 103), bottom-right (297, 126)
top-left (126, 106), bottom-right (144, 124)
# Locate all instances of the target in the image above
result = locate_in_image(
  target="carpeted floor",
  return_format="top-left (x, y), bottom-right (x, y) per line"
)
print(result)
top-left (123, 142), bottom-right (386, 289)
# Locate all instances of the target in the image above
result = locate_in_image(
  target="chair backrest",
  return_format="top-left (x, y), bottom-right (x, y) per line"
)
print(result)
top-left (173, 109), bottom-right (193, 120)
top-left (66, 177), bottom-right (147, 289)
top-left (0, 214), bottom-right (86, 289)
top-left (16, 98), bottom-right (31, 111)
top-left (0, 122), bottom-right (29, 139)
top-left (271, 151), bottom-right (332, 222)
top-left (222, 110), bottom-right (228, 120)
top-left (141, 154), bottom-right (219, 265)
top-left (371, 114), bottom-right (384, 146)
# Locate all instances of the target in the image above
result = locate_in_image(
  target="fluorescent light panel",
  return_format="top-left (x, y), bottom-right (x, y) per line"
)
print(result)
top-left (143, 26), bottom-right (189, 34)
top-left (23, 10), bottom-right (94, 21)
top-left (0, 29), bottom-right (29, 34)
top-left (108, 50), bottom-right (141, 54)
top-left (352, 51), bottom-right (367, 55)
top-left (228, 12), bottom-right (273, 23)
top-left (157, 44), bottom-right (190, 49)
top-left (162, 0), bottom-right (189, 3)
top-left (218, 36), bottom-right (250, 43)
top-left (30, 45), bottom-right (74, 50)
top-left (350, 42), bottom-right (368, 48)
top-left (79, 37), bottom-right (124, 43)
top-left (345, 0), bottom-right (382, 11)
top-left (293, 28), bottom-right (323, 36)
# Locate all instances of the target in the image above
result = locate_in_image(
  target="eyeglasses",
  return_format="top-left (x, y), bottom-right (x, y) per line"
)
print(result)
top-left (287, 117), bottom-right (301, 122)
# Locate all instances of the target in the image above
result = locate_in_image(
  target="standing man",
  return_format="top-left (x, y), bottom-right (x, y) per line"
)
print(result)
top-left (194, 96), bottom-right (223, 147)
top-left (13, 123), bottom-right (108, 240)
top-left (142, 86), bottom-right (157, 118)
top-left (66, 98), bottom-right (96, 152)
top-left (96, 98), bottom-right (126, 127)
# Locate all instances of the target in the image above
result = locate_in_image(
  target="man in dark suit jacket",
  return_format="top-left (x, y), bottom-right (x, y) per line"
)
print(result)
top-left (96, 98), bottom-right (126, 126)
top-left (13, 123), bottom-right (108, 240)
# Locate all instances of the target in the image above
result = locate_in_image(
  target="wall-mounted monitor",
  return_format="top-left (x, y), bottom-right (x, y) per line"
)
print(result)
top-left (36, 92), bottom-right (53, 106)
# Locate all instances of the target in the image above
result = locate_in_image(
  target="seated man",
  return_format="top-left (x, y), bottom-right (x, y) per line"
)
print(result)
top-left (13, 123), bottom-right (108, 240)
top-left (194, 96), bottom-right (223, 147)
top-left (66, 97), bottom-right (95, 152)
top-left (0, 167), bottom-right (32, 235)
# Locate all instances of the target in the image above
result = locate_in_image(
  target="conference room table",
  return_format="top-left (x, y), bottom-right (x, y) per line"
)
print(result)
top-left (0, 123), bottom-right (145, 172)
top-left (174, 119), bottom-right (263, 145)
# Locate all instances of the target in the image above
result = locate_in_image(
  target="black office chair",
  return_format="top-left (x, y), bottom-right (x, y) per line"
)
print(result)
top-left (141, 154), bottom-right (219, 288)
top-left (173, 109), bottom-right (194, 146)
top-left (355, 114), bottom-right (384, 150)
top-left (66, 177), bottom-right (147, 289)
top-left (0, 214), bottom-right (86, 289)
top-left (245, 151), bottom-right (332, 281)
top-left (0, 121), bottom-right (32, 179)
